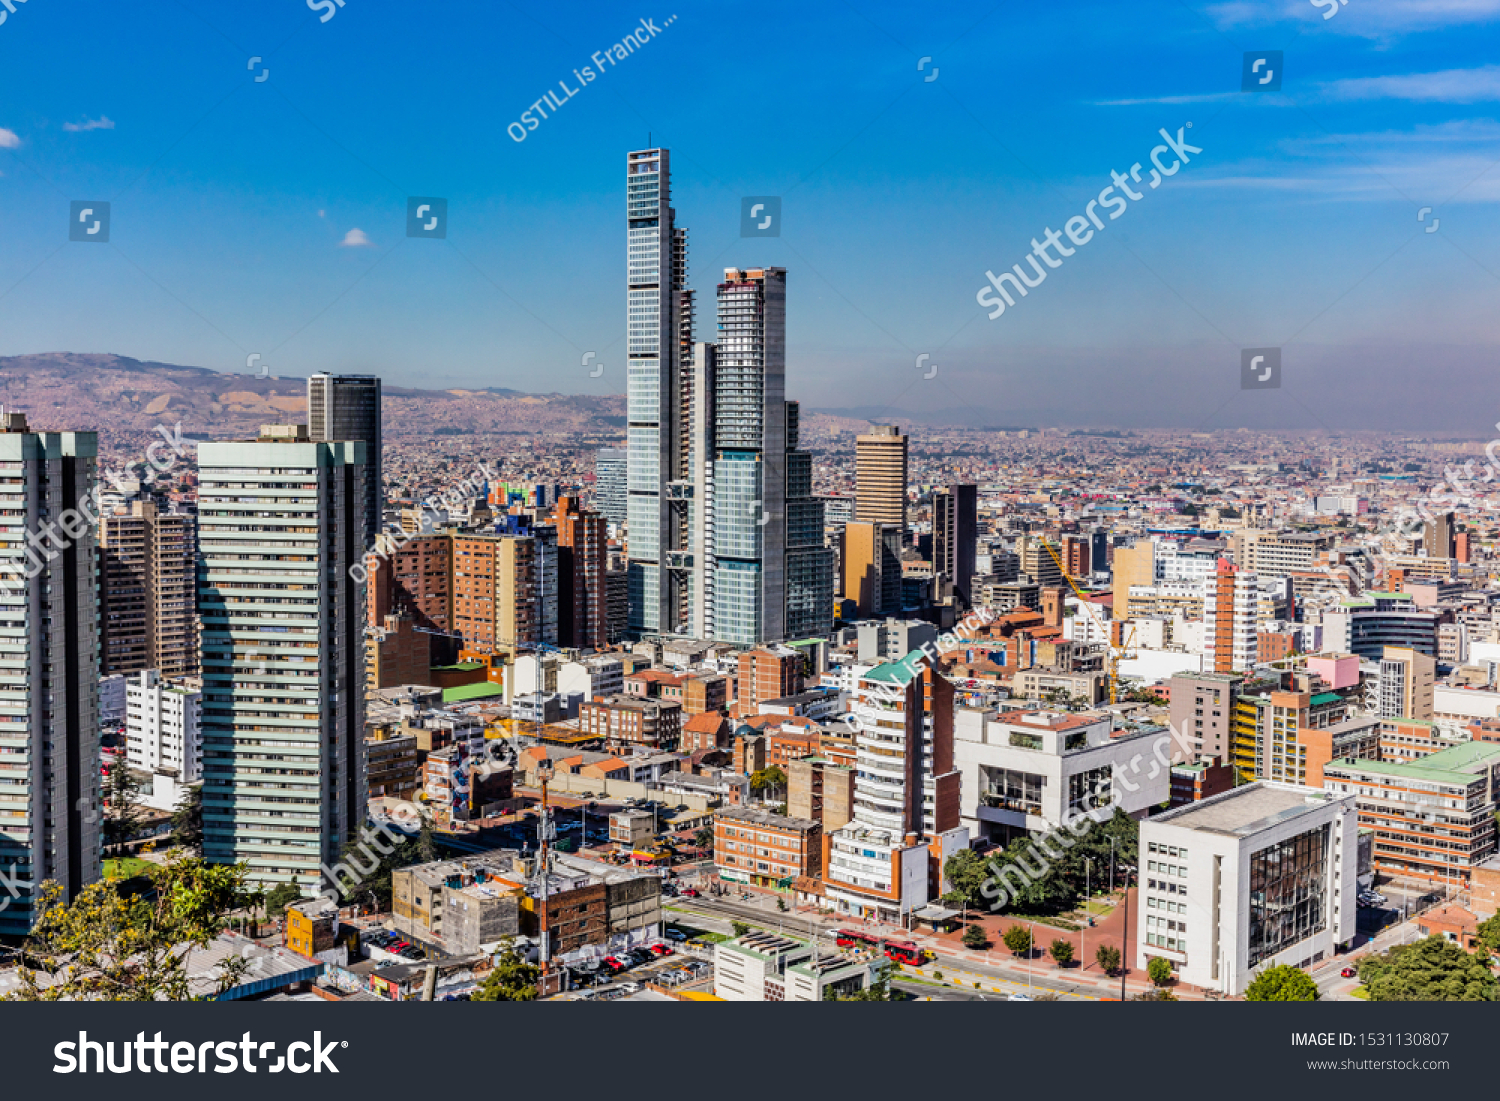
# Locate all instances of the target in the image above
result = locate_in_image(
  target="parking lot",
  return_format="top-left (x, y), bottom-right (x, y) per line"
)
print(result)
top-left (565, 942), bottom-right (712, 1000)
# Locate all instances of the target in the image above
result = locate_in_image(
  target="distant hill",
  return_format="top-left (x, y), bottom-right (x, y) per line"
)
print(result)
top-left (0, 353), bottom-right (626, 442)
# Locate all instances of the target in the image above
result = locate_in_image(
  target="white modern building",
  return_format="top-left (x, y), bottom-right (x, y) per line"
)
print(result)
top-left (125, 670), bottom-right (203, 811)
top-left (1137, 782), bottom-right (1357, 995)
top-left (0, 413), bottom-right (102, 936)
top-left (199, 425), bottom-right (367, 889)
top-left (713, 930), bottom-right (876, 1001)
top-left (953, 708), bottom-right (1170, 845)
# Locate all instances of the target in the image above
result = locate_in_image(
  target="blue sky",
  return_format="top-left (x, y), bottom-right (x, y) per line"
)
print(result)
top-left (2, 0), bottom-right (1499, 429)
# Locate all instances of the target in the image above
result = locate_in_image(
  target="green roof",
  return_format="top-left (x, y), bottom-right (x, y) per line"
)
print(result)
top-left (1310, 692), bottom-right (1342, 706)
top-left (1328, 740), bottom-right (1500, 785)
top-left (432, 661), bottom-right (485, 672)
top-left (441, 682), bottom-right (505, 703)
top-left (865, 649), bottom-right (926, 687)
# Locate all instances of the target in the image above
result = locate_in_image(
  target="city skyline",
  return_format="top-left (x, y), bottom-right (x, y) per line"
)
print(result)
top-left (2, 2), bottom-right (1499, 430)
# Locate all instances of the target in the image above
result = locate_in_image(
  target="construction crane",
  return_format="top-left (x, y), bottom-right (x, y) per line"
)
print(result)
top-left (1039, 538), bottom-right (1136, 705)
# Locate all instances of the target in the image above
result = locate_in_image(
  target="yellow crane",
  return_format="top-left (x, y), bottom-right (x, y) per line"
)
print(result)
top-left (1038, 538), bottom-right (1136, 704)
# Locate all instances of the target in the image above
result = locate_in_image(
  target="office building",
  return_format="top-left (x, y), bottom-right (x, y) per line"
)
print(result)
top-left (99, 500), bottom-right (198, 678)
top-left (1018, 535), bottom-right (1063, 589)
top-left (714, 930), bottom-right (877, 1001)
top-left (1424, 511), bottom-right (1456, 561)
top-left (1323, 741), bottom-right (1500, 888)
top-left (953, 708), bottom-right (1170, 845)
top-left (781, 401), bottom-right (835, 640)
top-left (0, 413), bottom-right (102, 936)
top-left (1060, 533), bottom-right (1091, 579)
top-left (841, 521), bottom-right (902, 618)
top-left (624, 147), bottom-right (687, 637)
top-left (821, 655), bottom-right (967, 922)
top-left (124, 670), bottom-right (202, 812)
top-left (199, 425), bottom-right (366, 888)
top-left (711, 267), bottom-right (787, 646)
top-left (1138, 783), bottom-right (1357, 995)
top-left (1322, 593), bottom-right (1438, 660)
top-left (855, 425), bottom-right (907, 530)
top-left (593, 447), bottom-right (627, 527)
top-left (307, 374), bottom-right (382, 549)
top-left (553, 497), bottom-right (608, 650)
top-left (933, 484), bottom-right (978, 606)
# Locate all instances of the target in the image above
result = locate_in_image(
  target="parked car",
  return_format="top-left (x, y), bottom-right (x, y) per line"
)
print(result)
top-left (664, 928), bottom-right (688, 941)
top-left (619, 981), bottom-right (643, 994)
top-left (1008, 993), bottom-right (1033, 1002)
top-left (649, 944), bottom-right (672, 957)
top-left (1340, 967), bottom-right (1357, 978)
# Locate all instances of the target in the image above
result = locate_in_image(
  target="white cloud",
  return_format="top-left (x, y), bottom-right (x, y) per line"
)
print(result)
top-left (1323, 65), bottom-right (1500, 102)
top-left (0, 129), bottom-right (20, 149)
top-left (339, 228), bottom-right (375, 248)
top-left (63, 116), bottom-right (115, 132)
top-left (1208, 0), bottom-right (1500, 33)
top-left (1096, 92), bottom-right (1245, 106)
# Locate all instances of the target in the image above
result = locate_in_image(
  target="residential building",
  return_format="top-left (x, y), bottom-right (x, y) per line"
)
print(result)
top-left (855, 425), bottom-right (907, 530)
top-left (0, 413), bottom-right (102, 935)
top-left (1375, 645), bottom-right (1436, 721)
top-left (366, 726), bottom-right (421, 803)
top-left (821, 655), bottom-right (968, 922)
top-left (1169, 671), bottom-right (1243, 763)
top-left (1168, 758), bottom-right (1236, 807)
top-left (1204, 559), bottom-right (1260, 673)
top-left (579, 695), bottom-right (682, 751)
top-left (553, 497), bottom-right (608, 650)
top-left (98, 500), bottom-right (198, 677)
top-left (1138, 783), bottom-right (1357, 995)
top-left (1424, 511), bottom-right (1456, 561)
top-left (855, 618), bottom-right (937, 665)
top-left (787, 756), bottom-right (855, 833)
top-left (307, 373), bottom-right (382, 549)
top-left (734, 646), bottom-right (805, 718)
top-left (124, 670), bottom-right (203, 812)
top-left (199, 425), bottom-right (366, 889)
top-left (1323, 741), bottom-right (1500, 888)
top-left (392, 851), bottom-right (523, 954)
top-left (450, 531), bottom-right (557, 654)
top-left (714, 804), bottom-right (821, 887)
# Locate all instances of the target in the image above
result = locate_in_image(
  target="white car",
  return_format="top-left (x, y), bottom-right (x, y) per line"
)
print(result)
top-left (618, 981), bottom-right (643, 994)
top-left (1008, 992), bottom-right (1033, 1002)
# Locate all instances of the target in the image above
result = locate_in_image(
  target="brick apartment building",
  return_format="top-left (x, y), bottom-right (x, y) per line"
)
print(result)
top-left (714, 805), bottom-right (822, 888)
top-left (579, 695), bottom-right (682, 751)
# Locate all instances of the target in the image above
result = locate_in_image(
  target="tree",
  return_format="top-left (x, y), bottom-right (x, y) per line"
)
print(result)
top-left (1096, 944), bottom-right (1122, 975)
top-left (1244, 964), bottom-right (1320, 1001)
top-left (1477, 912), bottom-right (1500, 954)
top-left (104, 763), bottom-right (148, 857)
top-left (962, 923), bottom-right (990, 950)
top-left (693, 825), bottom-right (714, 849)
top-left (1049, 939), bottom-right (1074, 967)
top-left (732, 921), bottom-right (751, 938)
top-left (1002, 925), bottom-right (1032, 957)
top-left (473, 943), bottom-right (540, 1002)
top-left (750, 766), bottom-right (787, 799)
top-left (1358, 936), bottom-right (1498, 1001)
top-left (5, 856), bottom-right (258, 1001)
top-left (1133, 988), bottom-right (1178, 1001)
top-left (263, 882), bottom-right (304, 918)
top-left (1147, 957), bottom-right (1173, 987)
top-left (169, 785), bottom-right (204, 856)
top-left (944, 849), bottom-right (990, 907)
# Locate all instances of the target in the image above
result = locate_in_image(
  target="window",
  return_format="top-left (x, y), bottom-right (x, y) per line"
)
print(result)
top-left (1247, 823), bottom-right (1330, 968)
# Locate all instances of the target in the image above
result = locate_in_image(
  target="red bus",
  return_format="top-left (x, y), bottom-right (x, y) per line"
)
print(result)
top-left (883, 940), bottom-right (928, 965)
top-left (835, 929), bottom-right (880, 949)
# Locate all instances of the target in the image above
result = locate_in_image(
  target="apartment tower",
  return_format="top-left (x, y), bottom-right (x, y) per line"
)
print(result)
top-left (99, 500), bottom-right (198, 677)
top-left (199, 425), bottom-right (366, 889)
top-left (933, 484), bottom-right (978, 607)
top-left (0, 413), bottom-right (102, 935)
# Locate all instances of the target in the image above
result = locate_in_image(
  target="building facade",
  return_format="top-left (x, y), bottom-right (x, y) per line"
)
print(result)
top-left (199, 427), bottom-right (366, 889)
top-left (307, 373), bottom-right (382, 550)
